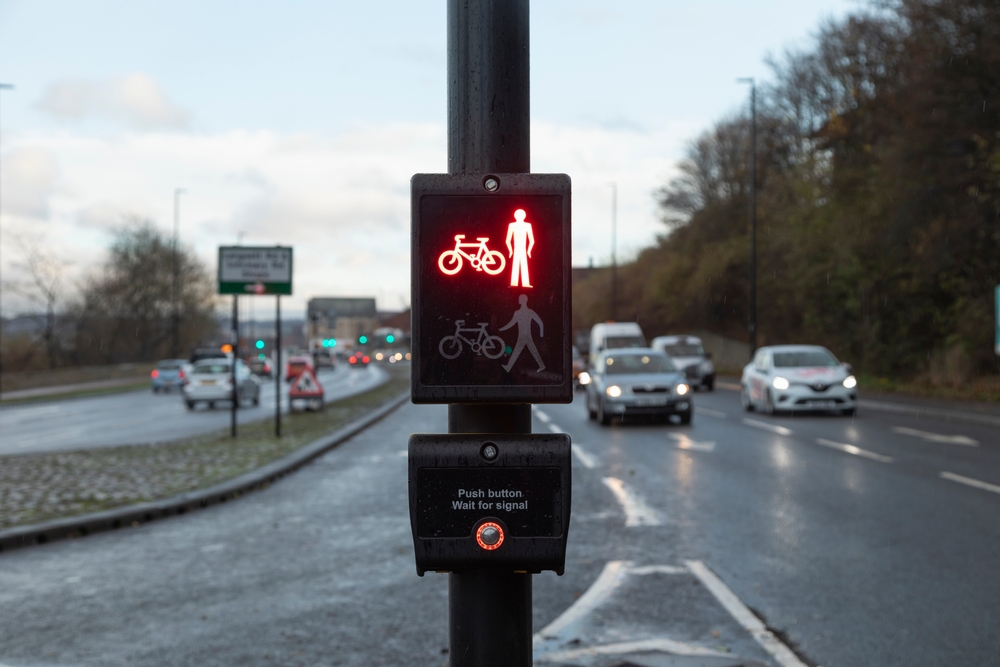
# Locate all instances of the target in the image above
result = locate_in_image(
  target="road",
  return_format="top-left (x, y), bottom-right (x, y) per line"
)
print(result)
top-left (1, 387), bottom-right (998, 666)
top-left (0, 364), bottom-right (387, 456)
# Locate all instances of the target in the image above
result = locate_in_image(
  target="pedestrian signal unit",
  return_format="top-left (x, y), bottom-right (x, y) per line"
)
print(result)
top-left (411, 173), bottom-right (572, 403)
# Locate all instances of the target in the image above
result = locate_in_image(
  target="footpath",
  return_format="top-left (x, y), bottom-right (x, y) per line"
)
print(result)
top-left (717, 378), bottom-right (1000, 427)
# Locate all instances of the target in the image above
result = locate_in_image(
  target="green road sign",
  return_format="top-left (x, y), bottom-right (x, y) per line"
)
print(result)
top-left (218, 246), bottom-right (292, 295)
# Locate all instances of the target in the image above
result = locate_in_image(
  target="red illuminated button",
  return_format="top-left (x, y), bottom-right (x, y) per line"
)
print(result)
top-left (476, 522), bottom-right (504, 551)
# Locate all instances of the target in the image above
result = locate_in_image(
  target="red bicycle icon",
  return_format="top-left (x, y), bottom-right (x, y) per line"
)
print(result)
top-left (438, 235), bottom-right (506, 276)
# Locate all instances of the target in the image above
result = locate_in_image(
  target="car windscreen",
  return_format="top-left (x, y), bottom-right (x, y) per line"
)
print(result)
top-left (772, 351), bottom-right (839, 368)
top-left (193, 363), bottom-right (230, 374)
top-left (605, 336), bottom-right (645, 350)
top-left (662, 344), bottom-right (705, 357)
top-left (157, 361), bottom-right (182, 370)
top-left (605, 353), bottom-right (676, 375)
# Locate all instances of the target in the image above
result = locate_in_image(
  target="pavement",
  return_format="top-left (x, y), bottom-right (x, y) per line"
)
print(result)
top-left (0, 364), bottom-right (387, 456)
top-left (2, 385), bottom-right (999, 666)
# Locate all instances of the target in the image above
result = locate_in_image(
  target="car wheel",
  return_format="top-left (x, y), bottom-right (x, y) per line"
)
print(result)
top-left (208, 401), bottom-right (215, 409)
top-left (253, 394), bottom-right (260, 406)
top-left (152, 386), bottom-right (159, 394)
top-left (741, 386), bottom-right (754, 412)
top-left (705, 379), bottom-right (714, 392)
top-left (586, 395), bottom-right (597, 420)
top-left (598, 399), bottom-right (612, 426)
top-left (842, 407), bottom-right (857, 417)
top-left (763, 390), bottom-right (776, 415)
top-left (185, 400), bottom-right (195, 410)
top-left (678, 410), bottom-right (692, 425)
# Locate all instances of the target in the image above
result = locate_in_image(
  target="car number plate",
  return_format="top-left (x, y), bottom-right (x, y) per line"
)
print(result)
top-left (202, 380), bottom-right (218, 386)
top-left (635, 397), bottom-right (667, 407)
top-left (811, 400), bottom-right (836, 408)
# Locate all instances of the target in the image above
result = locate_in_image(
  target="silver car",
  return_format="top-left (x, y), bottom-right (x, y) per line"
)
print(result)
top-left (585, 348), bottom-right (692, 425)
top-left (183, 359), bottom-right (261, 411)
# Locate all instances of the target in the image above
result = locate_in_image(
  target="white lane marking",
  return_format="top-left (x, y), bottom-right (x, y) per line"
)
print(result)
top-left (694, 406), bottom-right (727, 418)
top-left (571, 444), bottom-right (599, 469)
top-left (670, 433), bottom-right (716, 452)
top-left (629, 564), bottom-right (687, 575)
top-left (892, 426), bottom-right (978, 446)
top-left (534, 560), bottom-right (632, 641)
top-left (547, 423), bottom-right (564, 434)
top-left (602, 477), bottom-right (663, 527)
top-left (685, 560), bottom-right (808, 667)
top-left (816, 438), bottom-right (894, 463)
top-left (743, 418), bottom-right (793, 436)
top-left (537, 638), bottom-right (733, 663)
top-left (534, 409), bottom-right (551, 423)
top-left (940, 471), bottom-right (1000, 495)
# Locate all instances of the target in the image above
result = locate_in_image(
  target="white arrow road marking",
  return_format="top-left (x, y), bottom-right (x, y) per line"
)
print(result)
top-left (536, 638), bottom-right (735, 663)
top-left (534, 560), bottom-right (632, 642)
top-left (571, 444), bottom-right (599, 469)
top-left (533, 408), bottom-right (551, 423)
top-left (743, 418), bottom-right (793, 436)
top-left (547, 423), bottom-right (564, 434)
top-left (685, 560), bottom-right (808, 667)
top-left (892, 426), bottom-right (978, 446)
top-left (670, 433), bottom-right (716, 452)
top-left (602, 477), bottom-right (663, 527)
top-left (694, 406), bottom-right (727, 418)
top-left (629, 564), bottom-right (688, 575)
top-left (940, 471), bottom-right (1000, 495)
top-left (816, 438), bottom-right (894, 463)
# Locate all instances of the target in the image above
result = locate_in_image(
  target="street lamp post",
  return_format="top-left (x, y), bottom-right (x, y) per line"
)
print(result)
top-left (0, 83), bottom-right (14, 386)
top-left (738, 78), bottom-right (757, 357)
top-left (609, 182), bottom-right (618, 321)
top-left (171, 188), bottom-right (186, 358)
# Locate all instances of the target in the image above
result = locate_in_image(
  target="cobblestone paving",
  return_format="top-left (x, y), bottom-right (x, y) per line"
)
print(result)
top-left (0, 370), bottom-right (408, 531)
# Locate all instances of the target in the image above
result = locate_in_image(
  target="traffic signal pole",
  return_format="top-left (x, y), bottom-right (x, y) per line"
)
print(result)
top-left (446, 2), bottom-right (532, 666)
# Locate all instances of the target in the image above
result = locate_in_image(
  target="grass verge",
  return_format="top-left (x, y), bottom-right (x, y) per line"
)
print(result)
top-left (0, 365), bottom-right (409, 531)
top-left (0, 381), bottom-right (151, 406)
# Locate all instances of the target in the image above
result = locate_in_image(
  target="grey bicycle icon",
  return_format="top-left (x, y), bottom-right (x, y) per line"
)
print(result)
top-left (438, 320), bottom-right (506, 359)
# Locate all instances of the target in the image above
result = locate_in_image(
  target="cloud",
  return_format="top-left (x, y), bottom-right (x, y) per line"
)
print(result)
top-left (35, 73), bottom-right (189, 130)
top-left (1, 148), bottom-right (62, 219)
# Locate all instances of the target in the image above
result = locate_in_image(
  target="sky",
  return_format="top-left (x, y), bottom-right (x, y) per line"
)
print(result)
top-left (0, 0), bottom-right (859, 317)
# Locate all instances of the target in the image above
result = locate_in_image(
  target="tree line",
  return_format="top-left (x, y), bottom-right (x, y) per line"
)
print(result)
top-left (575, 0), bottom-right (1000, 381)
top-left (3, 219), bottom-right (218, 372)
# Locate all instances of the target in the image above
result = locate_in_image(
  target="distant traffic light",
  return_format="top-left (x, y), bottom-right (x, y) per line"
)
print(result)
top-left (255, 339), bottom-right (265, 350)
top-left (359, 335), bottom-right (369, 345)
top-left (258, 353), bottom-right (266, 361)
top-left (386, 334), bottom-right (395, 344)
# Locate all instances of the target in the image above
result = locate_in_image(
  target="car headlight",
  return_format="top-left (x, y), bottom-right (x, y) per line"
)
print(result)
top-left (578, 371), bottom-right (591, 385)
top-left (772, 376), bottom-right (790, 390)
top-left (606, 385), bottom-right (622, 398)
top-left (843, 375), bottom-right (857, 389)
top-left (676, 383), bottom-right (689, 395)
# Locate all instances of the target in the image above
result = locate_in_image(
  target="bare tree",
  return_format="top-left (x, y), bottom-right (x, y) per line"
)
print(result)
top-left (4, 234), bottom-right (69, 369)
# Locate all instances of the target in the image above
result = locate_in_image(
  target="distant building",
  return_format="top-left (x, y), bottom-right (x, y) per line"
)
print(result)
top-left (306, 297), bottom-right (379, 348)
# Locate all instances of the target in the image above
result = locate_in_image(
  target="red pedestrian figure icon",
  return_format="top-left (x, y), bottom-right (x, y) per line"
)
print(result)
top-left (505, 209), bottom-right (534, 288)
top-left (500, 294), bottom-right (545, 373)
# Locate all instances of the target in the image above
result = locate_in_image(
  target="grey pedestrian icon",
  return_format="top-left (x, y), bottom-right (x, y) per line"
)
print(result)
top-left (500, 294), bottom-right (545, 373)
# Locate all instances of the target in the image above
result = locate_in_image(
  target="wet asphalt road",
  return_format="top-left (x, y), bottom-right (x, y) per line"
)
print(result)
top-left (0, 365), bottom-right (387, 455)
top-left (1, 387), bottom-right (999, 666)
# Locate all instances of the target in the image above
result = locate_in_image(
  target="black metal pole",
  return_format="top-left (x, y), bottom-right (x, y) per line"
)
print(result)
top-left (231, 294), bottom-right (238, 438)
top-left (748, 82), bottom-right (757, 356)
top-left (275, 294), bottom-right (281, 437)
top-left (447, 1), bottom-right (532, 665)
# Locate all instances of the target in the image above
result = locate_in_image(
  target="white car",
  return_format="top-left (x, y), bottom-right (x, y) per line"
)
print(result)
top-left (741, 345), bottom-right (857, 415)
top-left (183, 358), bottom-right (261, 410)
top-left (651, 334), bottom-right (715, 391)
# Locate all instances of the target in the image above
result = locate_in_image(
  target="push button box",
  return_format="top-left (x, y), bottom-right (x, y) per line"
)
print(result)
top-left (408, 433), bottom-right (571, 575)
